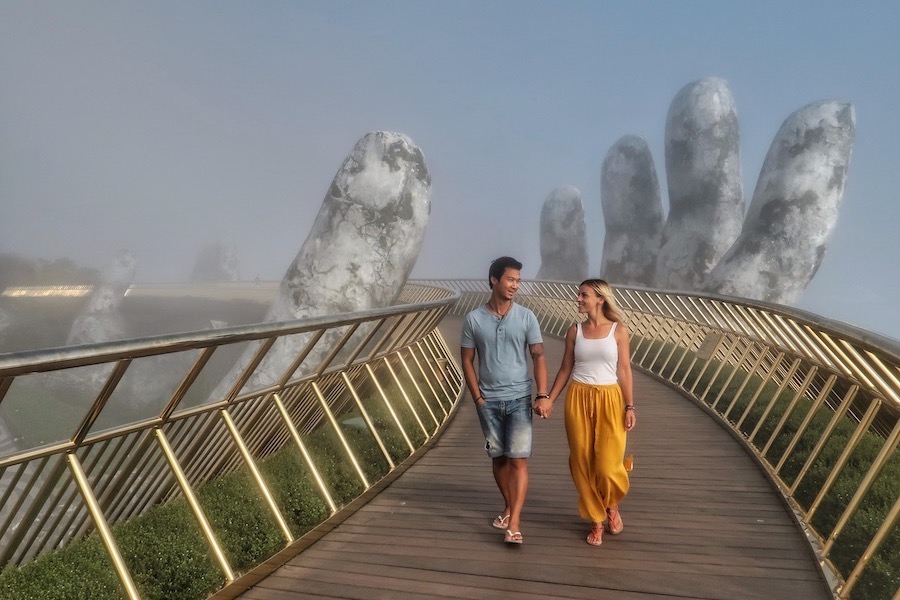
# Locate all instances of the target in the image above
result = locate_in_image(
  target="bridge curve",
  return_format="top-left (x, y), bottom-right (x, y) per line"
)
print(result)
top-left (0, 280), bottom-right (896, 599)
top-left (227, 316), bottom-right (830, 600)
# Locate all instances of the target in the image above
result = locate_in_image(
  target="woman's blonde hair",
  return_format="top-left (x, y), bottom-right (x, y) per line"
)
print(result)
top-left (581, 279), bottom-right (626, 323)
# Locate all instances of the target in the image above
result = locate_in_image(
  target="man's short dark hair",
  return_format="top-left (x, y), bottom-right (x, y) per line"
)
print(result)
top-left (488, 256), bottom-right (522, 288)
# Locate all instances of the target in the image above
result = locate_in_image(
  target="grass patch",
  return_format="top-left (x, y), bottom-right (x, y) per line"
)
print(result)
top-left (0, 535), bottom-right (121, 600)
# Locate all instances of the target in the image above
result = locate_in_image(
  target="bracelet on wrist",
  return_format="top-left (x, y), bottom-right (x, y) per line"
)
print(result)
top-left (474, 396), bottom-right (483, 403)
top-left (535, 394), bottom-right (550, 399)
top-left (624, 405), bottom-right (635, 411)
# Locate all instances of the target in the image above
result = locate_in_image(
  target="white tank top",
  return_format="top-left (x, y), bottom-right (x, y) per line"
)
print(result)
top-left (572, 322), bottom-right (619, 385)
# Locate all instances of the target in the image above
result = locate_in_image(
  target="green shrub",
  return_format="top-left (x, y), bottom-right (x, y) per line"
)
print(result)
top-left (117, 501), bottom-right (222, 600)
top-left (853, 521), bottom-right (900, 600)
top-left (259, 446), bottom-right (330, 536)
top-left (0, 393), bottom-right (422, 600)
top-left (0, 534), bottom-right (122, 600)
top-left (0, 347), bottom-right (454, 599)
top-left (303, 425), bottom-right (365, 506)
top-left (197, 470), bottom-right (285, 572)
top-left (663, 344), bottom-right (898, 600)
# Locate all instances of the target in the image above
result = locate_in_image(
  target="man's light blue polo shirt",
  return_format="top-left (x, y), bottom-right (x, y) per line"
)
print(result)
top-left (461, 303), bottom-right (543, 401)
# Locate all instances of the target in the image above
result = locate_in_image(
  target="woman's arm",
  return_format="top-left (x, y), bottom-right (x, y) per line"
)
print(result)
top-left (616, 324), bottom-right (636, 431)
top-left (535, 325), bottom-right (576, 419)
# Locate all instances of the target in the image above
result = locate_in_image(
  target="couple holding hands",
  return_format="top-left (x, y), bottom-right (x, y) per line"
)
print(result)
top-left (461, 256), bottom-right (635, 546)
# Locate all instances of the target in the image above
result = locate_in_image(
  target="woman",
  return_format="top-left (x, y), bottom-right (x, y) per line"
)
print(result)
top-left (534, 279), bottom-right (635, 546)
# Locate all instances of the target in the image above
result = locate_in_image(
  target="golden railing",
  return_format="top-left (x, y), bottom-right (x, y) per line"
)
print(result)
top-left (425, 278), bottom-right (899, 600)
top-left (0, 282), bottom-right (463, 599)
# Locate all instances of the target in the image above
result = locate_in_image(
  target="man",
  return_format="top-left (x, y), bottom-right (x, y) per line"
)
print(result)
top-left (460, 256), bottom-right (548, 544)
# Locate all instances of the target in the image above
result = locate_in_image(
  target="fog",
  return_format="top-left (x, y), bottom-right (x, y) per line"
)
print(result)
top-left (1, 2), bottom-right (898, 339)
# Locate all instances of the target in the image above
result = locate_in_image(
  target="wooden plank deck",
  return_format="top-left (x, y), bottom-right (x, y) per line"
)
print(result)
top-left (234, 317), bottom-right (831, 600)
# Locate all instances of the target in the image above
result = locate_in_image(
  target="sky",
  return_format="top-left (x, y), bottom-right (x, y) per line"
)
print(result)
top-left (1, 1), bottom-right (898, 340)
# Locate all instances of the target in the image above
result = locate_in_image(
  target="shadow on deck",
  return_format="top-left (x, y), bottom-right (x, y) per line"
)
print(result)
top-left (230, 316), bottom-right (831, 600)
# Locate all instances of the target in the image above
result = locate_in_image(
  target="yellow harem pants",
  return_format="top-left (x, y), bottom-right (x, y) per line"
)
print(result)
top-left (564, 380), bottom-right (631, 523)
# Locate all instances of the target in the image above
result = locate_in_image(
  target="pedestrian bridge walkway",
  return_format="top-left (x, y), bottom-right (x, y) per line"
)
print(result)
top-left (229, 317), bottom-right (832, 600)
top-left (0, 280), bottom-right (896, 600)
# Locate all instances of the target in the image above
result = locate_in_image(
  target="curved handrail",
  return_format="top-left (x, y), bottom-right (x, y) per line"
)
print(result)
top-left (0, 283), bottom-right (464, 598)
top-left (419, 278), bottom-right (898, 600)
top-left (1, 278), bottom-right (896, 599)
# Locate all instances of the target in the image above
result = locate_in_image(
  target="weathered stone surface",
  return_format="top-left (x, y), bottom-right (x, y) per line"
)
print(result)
top-left (656, 77), bottom-right (744, 290)
top-left (536, 185), bottom-right (588, 281)
top-left (52, 251), bottom-right (142, 407)
top-left (190, 238), bottom-right (239, 282)
top-left (267, 132), bottom-right (430, 321)
top-left (0, 415), bottom-right (17, 458)
top-left (0, 414), bottom-right (22, 523)
top-left (704, 101), bottom-right (855, 304)
top-left (600, 136), bottom-right (664, 286)
top-left (0, 307), bottom-right (10, 346)
top-left (67, 250), bottom-right (135, 345)
top-left (225, 131), bottom-right (431, 392)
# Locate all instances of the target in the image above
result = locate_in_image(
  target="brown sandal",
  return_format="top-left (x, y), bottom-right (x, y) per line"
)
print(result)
top-left (607, 507), bottom-right (623, 535)
top-left (586, 522), bottom-right (603, 546)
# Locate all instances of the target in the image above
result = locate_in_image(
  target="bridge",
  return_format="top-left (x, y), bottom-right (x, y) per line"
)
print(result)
top-left (0, 280), bottom-right (897, 599)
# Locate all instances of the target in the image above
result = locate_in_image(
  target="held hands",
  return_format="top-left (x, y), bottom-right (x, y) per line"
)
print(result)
top-left (535, 396), bottom-right (637, 429)
top-left (534, 396), bottom-right (554, 419)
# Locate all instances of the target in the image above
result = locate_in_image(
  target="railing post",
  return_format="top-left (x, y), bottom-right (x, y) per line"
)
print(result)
top-left (219, 409), bottom-right (294, 543)
top-left (341, 372), bottom-right (396, 471)
top-left (66, 453), bottom-right (141, 600)
top-left (822, 419), bottom-right (900, 554)
top-left (154, 428), bottom-right (235, 582)
top-left (310, 382), bottom-right (370, 489)
top-left (365, 363), bottom-right (416, 455)
top-left (272, 393), bottom-right (338, 513)
top-left (788, 385), bottom-right (858, 495)
top-left (806, 397), bottom-right (881, 521)
top-left (836, 493), bottom-right (900, 599)
top-left (381, 357), bottom-right (431, 438)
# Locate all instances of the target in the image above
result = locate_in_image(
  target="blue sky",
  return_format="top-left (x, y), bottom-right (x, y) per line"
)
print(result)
top-left (1, 1), bottom-right (898, 339)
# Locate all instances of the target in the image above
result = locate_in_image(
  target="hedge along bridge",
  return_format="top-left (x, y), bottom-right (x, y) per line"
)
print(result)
top-left (0, 280), bottom-right (897, 599)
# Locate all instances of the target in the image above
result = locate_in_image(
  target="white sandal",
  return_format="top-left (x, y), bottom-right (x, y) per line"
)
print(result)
top-left (504, 529), bottom-right (523, 544)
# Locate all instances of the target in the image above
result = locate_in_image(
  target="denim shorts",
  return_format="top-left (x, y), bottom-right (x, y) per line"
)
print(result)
top-left (475, 396), bottom-right (533, 458)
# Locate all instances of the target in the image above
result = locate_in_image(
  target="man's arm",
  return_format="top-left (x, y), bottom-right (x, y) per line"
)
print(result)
top-left (460, 346), bottom-right (483, 405)
top-left (525, 310), bottom-right (548, 402)
top-left (529, 342), bottom-right (548, 399)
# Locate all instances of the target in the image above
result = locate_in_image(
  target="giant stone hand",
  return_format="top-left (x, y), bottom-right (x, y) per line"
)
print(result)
top-left (600, 77), bottom-right (855, 305)
top-left (66, 249), bottom-right (136, 345)
top-left (217, 131), bottom-right (432, 395)
top-left (537, 185), bottom-right (589, 282)
top-left (599, 135), bottom-right (664, 285)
